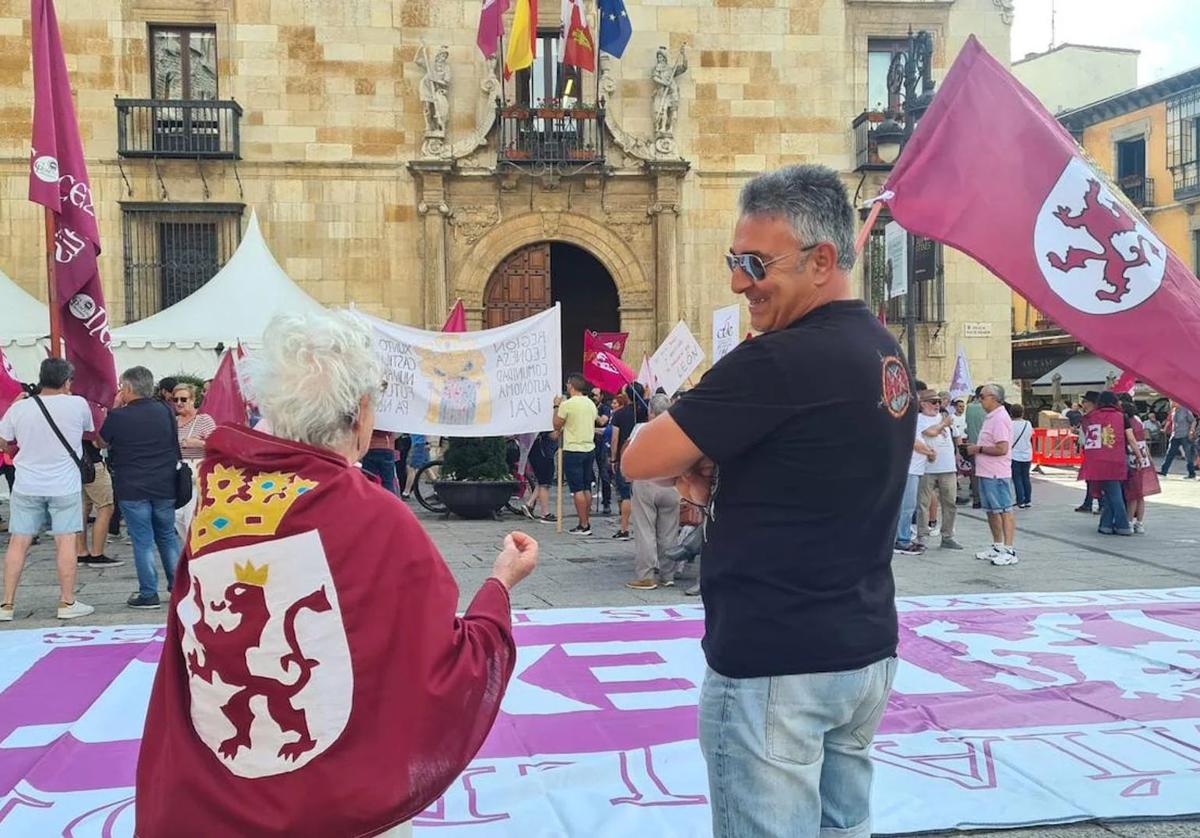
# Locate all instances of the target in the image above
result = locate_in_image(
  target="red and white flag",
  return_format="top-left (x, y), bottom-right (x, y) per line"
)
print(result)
top-left (583, 330), bottom-right (635, 395)
top-left (560, 0), bottom-right (595, 72)
top-left (201, 344), bottom-right (249, 427)
top-left (1113, 370), bottom-right (1137, 394)
top-left (29, 0), bottom-right (116, 408)
top-left (883, 36), bottom-right (1200, 411)
top-left (591, 330), bottom-right (628, 357)
top-left (442, 298), bottom-right (467, 333)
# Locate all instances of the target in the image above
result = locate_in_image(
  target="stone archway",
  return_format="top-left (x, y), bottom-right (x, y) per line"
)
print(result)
top-left (454, 211), bottom-right (655, 358)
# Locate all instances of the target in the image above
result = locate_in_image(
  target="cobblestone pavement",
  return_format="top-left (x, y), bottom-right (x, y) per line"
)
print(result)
top-left (2, 466), bottom-right (1198, 836)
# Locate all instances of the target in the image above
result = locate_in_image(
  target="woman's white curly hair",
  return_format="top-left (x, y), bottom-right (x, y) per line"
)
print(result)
top-left (242, 310), bottom-right (382, 451)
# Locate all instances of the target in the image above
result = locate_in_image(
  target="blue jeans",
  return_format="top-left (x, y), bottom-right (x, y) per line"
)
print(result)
top-left (895, 473), bottom-right (920, 545)
top-left (1097, 480), bottom-right (1131, 534)
top-left (120, 498), bottom-right (179, 598)
top-left (1012, 461), bottom-right (1032, 506)
top-left (1160, 437), bottom-right (1196, 476)
top-left (699, 657), bottom-right (897, 838)
top-left (361, 448), bottom-right (398, 494)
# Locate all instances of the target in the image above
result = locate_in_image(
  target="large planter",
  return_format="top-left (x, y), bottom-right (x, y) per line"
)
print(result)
top-left (433, 480), bottom-right (518, 520)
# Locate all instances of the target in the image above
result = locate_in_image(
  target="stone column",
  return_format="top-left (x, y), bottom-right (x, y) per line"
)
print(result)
top-left (408, 160), bottom-right (454, 328)
top-left (647, 160), bottom-right (690, 343)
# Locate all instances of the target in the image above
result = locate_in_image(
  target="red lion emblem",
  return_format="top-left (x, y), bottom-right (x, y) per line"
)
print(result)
top-left (1045, 178), bottom-right (1161, 304)
top-left (186, 573), bottom-right (332, 762)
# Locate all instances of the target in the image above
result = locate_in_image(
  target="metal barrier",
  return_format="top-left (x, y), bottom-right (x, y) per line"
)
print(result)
top-left (1031, 427), bottom-right (1083, 467)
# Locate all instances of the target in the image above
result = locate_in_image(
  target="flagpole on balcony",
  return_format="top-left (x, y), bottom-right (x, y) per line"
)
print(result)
top-left (44, 207), bottom-right (63, 359)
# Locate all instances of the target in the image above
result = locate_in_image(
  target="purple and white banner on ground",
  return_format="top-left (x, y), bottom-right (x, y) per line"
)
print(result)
top-left (3, 588), bottom-right (1200, 836)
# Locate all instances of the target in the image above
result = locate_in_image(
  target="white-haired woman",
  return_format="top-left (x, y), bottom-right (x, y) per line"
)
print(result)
top-left (137, 310), bottom-right (538, 838)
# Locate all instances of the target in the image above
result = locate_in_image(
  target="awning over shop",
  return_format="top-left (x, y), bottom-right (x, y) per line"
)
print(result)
top-left (1031, 352), bottom-right (1140, 396)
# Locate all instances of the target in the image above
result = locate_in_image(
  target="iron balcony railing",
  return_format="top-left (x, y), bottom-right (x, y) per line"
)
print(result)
top-left (497, 104), bottom-right (604, 166)
top-left (852, 110), bottom-right (910, 172)
top-left (116, 98), bottom-right (243, 159)
top-left (1118, 175), bottom-right (1154, 208)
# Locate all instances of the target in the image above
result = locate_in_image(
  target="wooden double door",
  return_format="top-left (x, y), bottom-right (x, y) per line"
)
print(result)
top-left (483, 243), bottom-right (551, 328)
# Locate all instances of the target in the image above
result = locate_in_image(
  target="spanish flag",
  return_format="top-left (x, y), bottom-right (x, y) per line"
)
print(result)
top-left (504, 0), bottom-right (537, 79)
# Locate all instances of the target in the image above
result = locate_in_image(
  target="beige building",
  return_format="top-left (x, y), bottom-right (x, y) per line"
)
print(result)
top-left (0, 0), bottom-right (1014, 386)
top-left (1012, 43), bottom-right (1139, 116)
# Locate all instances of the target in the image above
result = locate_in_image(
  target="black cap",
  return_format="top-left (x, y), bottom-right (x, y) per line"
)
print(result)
top-left (1082, 390), bottom-right (1101, 404)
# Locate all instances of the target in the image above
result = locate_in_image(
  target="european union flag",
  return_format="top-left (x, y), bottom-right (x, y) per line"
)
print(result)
top-left (598, 0), bottom-right (632, 59)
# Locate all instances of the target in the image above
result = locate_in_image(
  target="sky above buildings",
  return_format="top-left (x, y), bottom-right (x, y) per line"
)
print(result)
top-left (1010, 0), bottom-right (1199, 84)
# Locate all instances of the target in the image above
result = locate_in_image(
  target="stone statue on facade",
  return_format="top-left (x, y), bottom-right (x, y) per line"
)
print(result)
top-left (418, 44), bottom-right (451, 146)
top-left (652, 45), bottom-right (687, 150)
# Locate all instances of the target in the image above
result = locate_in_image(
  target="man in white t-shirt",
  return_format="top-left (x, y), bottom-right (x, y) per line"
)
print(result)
top-left (915, 391), bottom-right (962, 550)
top-left (896, 396), bottom-right (936, 557)
top-left (0, 358), bottom-right (96, 621)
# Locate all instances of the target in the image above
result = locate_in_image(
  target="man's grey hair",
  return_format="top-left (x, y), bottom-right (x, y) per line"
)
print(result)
top-left (981, 383), bottom-right (1006, 402)
top-left (120, 366), bottom-right (156, 399)
top-left (242, 310), bottom-right (383, 452)
top-left (738, 164), bottom-right (857, 271)
top-left (648, 393), bottom-right (671, 417)
top-left (38, 357), bottom-right (74, 389)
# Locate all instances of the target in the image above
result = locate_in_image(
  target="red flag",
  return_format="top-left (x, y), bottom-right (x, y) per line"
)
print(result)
top-left (442, 299), bottom-right (467, 333)
top-left (883, 37), bottom-right (1200, 411)
top-left (200, 346), bottom-right (248, 427)
top-left (0, 346), bottom-right (24, 419)
top-left (591, 330), bottom-right (628, 357)
top-left (29, 0), bottom-right (116, 408)
top-left (1113, 370), bottom-right (1137, 394)
top-left (561, 0), bottom-right (595, 72)
top-left (583, 331), bottom-right (636, 394)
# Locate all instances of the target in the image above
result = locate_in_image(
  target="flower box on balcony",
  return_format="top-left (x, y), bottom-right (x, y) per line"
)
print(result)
top-left (504, 148), bottom-right (532, 160)
top-left (502, 107), bottom-right (531, 120)
top-left (566, 149), bottom-right (596, 160)
top-left (536, 107), bottom-right (566, 120)
top-left (568, 108), bottom-right (597, 119)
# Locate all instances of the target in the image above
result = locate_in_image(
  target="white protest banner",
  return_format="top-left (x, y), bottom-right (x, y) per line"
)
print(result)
top-left (711, 304), bottom-right (740, 364)
top-left (357, 305), bottom-right (562, 436)
top-left (885, 220), bottom-right (908, 299)
top-left (649, 320), bottom-right (704, 397)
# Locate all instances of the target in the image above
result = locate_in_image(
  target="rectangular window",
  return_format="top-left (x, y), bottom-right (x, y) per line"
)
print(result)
top-left (866, 38), bottom-right (907, 112)
top-left (863, 216), bottom-right (943, 325)
top-left (515, 32), bottom-right (585, 107)
top-left (121, 204), bottom-right (242, 322)
top-left (151, 25), bottom-right (218, 100)
top-left (1166, 86), bottom-right (1200, 200)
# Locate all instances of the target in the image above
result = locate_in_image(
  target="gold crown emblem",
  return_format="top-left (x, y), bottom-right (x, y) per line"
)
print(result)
top-left (190, 465), bottom-right (319, 553)
top-left (234, 560), bottom-right (270, 586)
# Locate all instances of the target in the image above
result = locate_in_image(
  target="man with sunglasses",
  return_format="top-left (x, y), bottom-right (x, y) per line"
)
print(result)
top-left (623, 164), bottom-right (913, 838)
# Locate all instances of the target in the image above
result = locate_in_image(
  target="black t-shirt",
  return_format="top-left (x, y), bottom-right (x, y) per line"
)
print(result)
top-left (670, 300), bottom-right (916, 678)
top-left (611, 403), bottom-right (646, 461)
top-left (100, 399), bottom-right (179, 501)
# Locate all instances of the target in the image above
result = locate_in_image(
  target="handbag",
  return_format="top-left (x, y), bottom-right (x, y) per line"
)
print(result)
top-left (163, 402), bottom-right (194, 510)
top-left (32, 394), bottom-right (95, 485)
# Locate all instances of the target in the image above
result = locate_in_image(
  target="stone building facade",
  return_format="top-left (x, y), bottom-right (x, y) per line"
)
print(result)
top-left (0, 0), bottom-right (1015, 384)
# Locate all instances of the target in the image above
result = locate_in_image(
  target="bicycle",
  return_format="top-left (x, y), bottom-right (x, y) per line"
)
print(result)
top-left (412, 458), bottom-right (534, 518)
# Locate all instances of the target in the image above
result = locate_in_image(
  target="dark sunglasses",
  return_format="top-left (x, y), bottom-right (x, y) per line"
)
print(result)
top-left (725, 243), bottom-right (818, 282)
top-left (172, 397), bottom-right (190, 403)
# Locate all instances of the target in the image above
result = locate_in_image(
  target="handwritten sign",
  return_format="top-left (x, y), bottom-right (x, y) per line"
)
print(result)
top-left (358, 305), bottom-right (562, 436)
top-left (650, 320), bottom-right (704, 397)
top-left (711, 304), bottom-right (739, 364)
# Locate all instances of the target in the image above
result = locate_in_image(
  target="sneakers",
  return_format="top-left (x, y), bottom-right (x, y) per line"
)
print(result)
top-left (660, 578), bottom-right (676, 588)
top-left (894, 542), bottom-right (927, 556)
top-left (990, 548), bottom-right (1019, 566)
top-left (625, 579), bottom-right (658, 590)
top-left (976, 544), bottom-right (1004, 561)
top-left (940, 537), bottom-right (964, 550)
top-left (1133, 520), bottom-right (1146, 534)
top-left (685, 583), bottom-right (701, 597)
top-left (1074, 504), bottom-right (1094, 513)
top-left (568, 525), bottom-right (593, 537)
top-left (0, 603), bottom-right (12, 622)
top-left (127, 593), bottom-right (161, 609)
top-left (57, 600), bottom-right (95, 620)
top-left (79, 554), bottom-right (123, 567)
top-left (611, 530), bottom-right (631, 541)
top-left (537, 513), bottom-right (557, 524)
top-left (928, 524), bottom-right (941, 538)
top-left (601, 505), bottom-right (613, 516)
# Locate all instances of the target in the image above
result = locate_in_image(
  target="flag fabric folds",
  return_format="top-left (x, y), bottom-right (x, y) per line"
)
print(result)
top-left (883, 36), bottom-right (1200, 410)
top-left (29, 0), bottom-right (116, 407)
top-left (476, 0), bottom-right (510, 59)
top-left (442, 299), bottom-right (468, 333)
top-left (200, 345), bottom-right (248, 427)
top-left (0, 347), bottom-right (24, 420)
top-left (598, 0), bottom-right (632, 59)
top-left (504, 0), bottom-right (538, 79)
top-left (561, 0), bottom-right (595, 71)
top-left (591, 331), bottom-right (628, 358)
top-left (583, 331), bottom-right (636, 395)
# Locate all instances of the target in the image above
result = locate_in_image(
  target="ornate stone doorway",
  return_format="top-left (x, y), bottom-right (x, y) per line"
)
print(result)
top-left (483, 241), bottom-right (620, 380)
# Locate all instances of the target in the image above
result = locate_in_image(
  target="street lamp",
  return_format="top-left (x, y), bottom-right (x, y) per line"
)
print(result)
top-left (883, 29), bottom-right (936, 377)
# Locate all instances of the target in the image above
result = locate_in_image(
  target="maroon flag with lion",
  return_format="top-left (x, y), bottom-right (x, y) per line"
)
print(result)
top-left (883, 36), bottom-right (1200, 410)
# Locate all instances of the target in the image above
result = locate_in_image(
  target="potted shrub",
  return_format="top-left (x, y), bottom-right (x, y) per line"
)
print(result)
top-left (433, 437), bottom-right (518, 519)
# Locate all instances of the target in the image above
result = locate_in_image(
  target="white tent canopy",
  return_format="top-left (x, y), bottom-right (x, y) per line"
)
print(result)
top-left (0, 265), bottom-right (50, 382)
top-left (110, 210), bottom-right (325, 379)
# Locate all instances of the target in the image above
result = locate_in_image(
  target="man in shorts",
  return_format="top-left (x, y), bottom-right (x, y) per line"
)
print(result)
top-left (554, 374), bottom-right (599, 535)
top-left (967, 384), bottom-right (1017, 566)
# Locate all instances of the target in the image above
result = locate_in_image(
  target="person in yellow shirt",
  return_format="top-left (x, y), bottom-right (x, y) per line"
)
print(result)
top-left (554, 374), bottom-right (600, 535)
